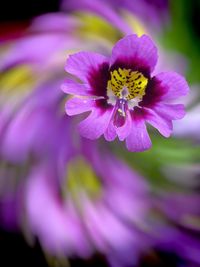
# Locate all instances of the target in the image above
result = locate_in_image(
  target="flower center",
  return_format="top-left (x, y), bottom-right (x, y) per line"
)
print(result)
top-left (106, 68), bottom-right (148, 127)
top-left (107, 68), bottom-right (148, 101)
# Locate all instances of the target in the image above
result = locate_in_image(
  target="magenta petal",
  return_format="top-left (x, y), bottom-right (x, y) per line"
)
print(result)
top-left (155, 72), bottom-right (189, 101)
top-left (25, 167), bottom-right (91, 257)
top-left (126, 117), bottom-right (152, 152)
top-left (79, 108), bottom-right (112, 139)
top-left (61, 79), bottom-right (92, 96)
top-left (116, 110), bottom-right (132, 141)
top-left (153, 103), bottom-right (186, 120)
top-left (104, 109), bottom-right (117, 141)
top-left (104, 123), bottom-right (117, 141)
top-left (110, 34), bottom-right (158, 73)
top-left (145, 108), bottom-right (173, 137)
top-left (65, 51), bottom-right (109, 83)
top-left (65, 97), bottom-right (94, 116)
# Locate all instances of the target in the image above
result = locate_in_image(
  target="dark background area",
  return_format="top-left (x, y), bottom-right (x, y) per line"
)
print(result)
top-left (0, 229), bottom-right (49, 267)
top-left (0, 0), bottom-right (60, 22)
top-left (0, 228), bottom-right (182, 267)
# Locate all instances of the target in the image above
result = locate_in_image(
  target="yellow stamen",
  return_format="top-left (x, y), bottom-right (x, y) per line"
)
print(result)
top-left (107, 68), bottom-right (148, 100)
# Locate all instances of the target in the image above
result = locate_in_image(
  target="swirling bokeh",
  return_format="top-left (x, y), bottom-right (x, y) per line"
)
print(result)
top-left (0, 0), bottom-right (200, 266)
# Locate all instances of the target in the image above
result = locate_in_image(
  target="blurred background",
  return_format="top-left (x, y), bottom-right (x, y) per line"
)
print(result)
top-left (0, 0), bottom-right (200, 266)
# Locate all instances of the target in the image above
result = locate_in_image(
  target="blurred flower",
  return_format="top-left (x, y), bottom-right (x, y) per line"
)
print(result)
top-left (62, 34), bottom-right (189, 152)
top-left (0, 8), bottom-right (130, 236)
top-left (61, 0), bottom-right (169, 32)
top-left (24, 118), bottom-right (151, 266)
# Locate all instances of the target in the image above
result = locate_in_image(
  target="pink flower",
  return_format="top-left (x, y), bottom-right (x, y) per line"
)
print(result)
top-left (62, 34), bottom-right (189, 152)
